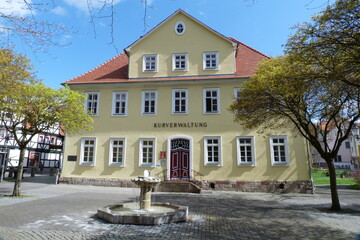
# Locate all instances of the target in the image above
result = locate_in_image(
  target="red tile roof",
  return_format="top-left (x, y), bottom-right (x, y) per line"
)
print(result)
top-left (230, 38), bottom-right (269, 77)
top-left (63, 37), bottom-right (269, 85)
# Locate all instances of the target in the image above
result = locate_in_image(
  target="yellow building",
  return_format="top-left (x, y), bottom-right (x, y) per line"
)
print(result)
top-left (60, 10), bottom-right (312, 193)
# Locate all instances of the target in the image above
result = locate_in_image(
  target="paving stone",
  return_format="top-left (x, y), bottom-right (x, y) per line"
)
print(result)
top-left (0, 180), bottom-right (359, 240)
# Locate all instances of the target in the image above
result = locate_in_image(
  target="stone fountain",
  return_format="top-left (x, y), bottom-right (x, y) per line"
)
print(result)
top-left (97, 170), bottom-right (188, 225)
top-left (133, 170), bottom-right (160, 210)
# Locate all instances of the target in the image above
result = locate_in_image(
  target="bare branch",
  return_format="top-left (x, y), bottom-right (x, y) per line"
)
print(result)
top-left (0, 1), bottom-right (71, 53)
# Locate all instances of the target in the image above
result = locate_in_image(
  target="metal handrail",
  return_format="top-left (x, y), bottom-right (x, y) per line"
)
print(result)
top-left (155, 169), bottom-right (204, 182)
top-left (191, 170), bottom-right (204, 182)
top-left (155, 169), bottom-right (167, 181)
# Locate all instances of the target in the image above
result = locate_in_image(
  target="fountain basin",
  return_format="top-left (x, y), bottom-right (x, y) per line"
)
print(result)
top-left (97, 202), bottom-right (188, 225)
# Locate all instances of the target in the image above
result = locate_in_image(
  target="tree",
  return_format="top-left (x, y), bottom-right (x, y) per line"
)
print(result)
top-left (230, 55), bottom-right (359, 211)
top-left (286, 0), bottom-right (360, 88)
top-left (0, 0), bottom-right (152, 53)
top-left (0, 49), bottom-right (93, 196)
top-left (0, 49), bottom-right (33, 93)
top-left (230, 0), bottom-right (359, 211)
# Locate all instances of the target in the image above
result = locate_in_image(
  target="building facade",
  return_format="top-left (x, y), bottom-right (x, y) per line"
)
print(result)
top-left (60, 10), bottom-right (312, 192)
top-left (349, 125), bottom-right (360, 169)
top-left (0, 124), bottom-right (64, 174)
top-left (311, 124), bottom-right (354, 170)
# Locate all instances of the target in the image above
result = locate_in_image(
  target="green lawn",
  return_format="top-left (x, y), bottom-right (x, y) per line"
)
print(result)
top-left (312, 169), bottom-right (358, 185)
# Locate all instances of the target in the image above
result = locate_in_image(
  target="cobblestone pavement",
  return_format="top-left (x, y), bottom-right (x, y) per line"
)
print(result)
top-left (0, 177), bottom-right (359, 240)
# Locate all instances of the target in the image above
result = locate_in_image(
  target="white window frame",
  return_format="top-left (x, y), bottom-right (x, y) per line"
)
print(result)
top-left (236, 136), bottom-right (255, 166)
top-left (142, 54), bottom-right (158, 72)
top-left (204, 136), bottom-right (222, 166)
top-left (112, 91), bottom-right (128, 116)
top-left (172, 53), bottom-right (188, 71)
top-left (203, 88), bottom-right (220, 114)
top-left (234, 87), bottom-right (245, 99)
top-left (270, 136), bottom-right (290, 166)
top-left (172, 89), bottom-right (188, 114)
top-left (203, 52), bottom-right (219, 70)
top-left (80, 137), bottom-right (96, 166)
top-left (109, 138), bottom-right (126, 167)
top-left (174, 21), bottom-right (185, 35)
top-left (233, 87), bottom-right (244, 114)
top-left (139, 138), bottom-right (156, 167)
top-left (0, 128), bottom-right (5, 138)
top-left (141, 90), bottom-right (158, 115)
top-left (85, 92), bottom-right (99, 116)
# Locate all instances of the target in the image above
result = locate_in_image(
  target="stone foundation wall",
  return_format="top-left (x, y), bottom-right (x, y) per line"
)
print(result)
top-left (199, 180), bottom-right (313, 193)
top-left (59, 177), bottom-right (137, 188)
top-left (59, 177), bottom-right (313, 193)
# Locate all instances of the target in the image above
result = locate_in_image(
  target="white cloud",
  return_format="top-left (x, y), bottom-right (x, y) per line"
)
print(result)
top-left (198, 0), bottom-right (208, 7)
top-left (199, 11), bottom-right (207, 18)
top-left (63, 0), bottom-right (123, 14)
top-left (59, 34), bottom-right (72, 45)
top-left (63, 0), bottom-right (88, 13)
top-left (0, 0), bottom-right (34, 17)
top-left (51, 6), bottom-right (67, 16)
top-left (146, 0), bottom-right (155, 6)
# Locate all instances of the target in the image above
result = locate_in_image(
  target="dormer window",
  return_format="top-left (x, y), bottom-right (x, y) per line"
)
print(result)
top-left (175, 21), bottom-right (185, 35)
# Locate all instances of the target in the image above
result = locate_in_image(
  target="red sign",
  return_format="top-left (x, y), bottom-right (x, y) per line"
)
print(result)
top-left (160, 151), bottom-right (166, 159)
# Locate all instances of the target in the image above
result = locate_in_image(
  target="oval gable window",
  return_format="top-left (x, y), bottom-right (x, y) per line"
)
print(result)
top-left (175, 21), bottom-right (185, 35)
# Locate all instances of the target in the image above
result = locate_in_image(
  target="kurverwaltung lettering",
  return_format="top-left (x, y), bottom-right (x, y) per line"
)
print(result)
top-left (154, 122), bottom-right (207, 128)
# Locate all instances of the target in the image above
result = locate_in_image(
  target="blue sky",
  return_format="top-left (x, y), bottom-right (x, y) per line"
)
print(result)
top-left (3, 0), bottom-right (334, 89)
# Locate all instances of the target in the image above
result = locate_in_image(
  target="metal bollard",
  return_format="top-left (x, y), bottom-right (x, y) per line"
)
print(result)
top-left (55, 169), bottom-right (60, 184)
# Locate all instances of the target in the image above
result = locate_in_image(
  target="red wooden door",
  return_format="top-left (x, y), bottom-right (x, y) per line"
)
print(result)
top-left (29, 152), bottom-right (40, 167)
top-left (170, 139), bottom-right (190, 180)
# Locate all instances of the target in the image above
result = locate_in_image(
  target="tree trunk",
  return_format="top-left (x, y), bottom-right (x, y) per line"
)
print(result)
top-left (326, 159), bottom-right (341, 211)
top-left (12, 147), bottom-right (26, 197)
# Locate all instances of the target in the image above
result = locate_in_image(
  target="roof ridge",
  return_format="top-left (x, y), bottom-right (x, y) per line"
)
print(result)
top-left (63, 53), bottom-right (127, 85)
top-left (228, 37), bottom-right (270, 59)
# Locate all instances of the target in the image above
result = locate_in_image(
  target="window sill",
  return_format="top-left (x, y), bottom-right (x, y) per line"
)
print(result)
top-left (238, 162), bottom-right (255, 167)
top-left (205, 163), bottom-right (221, 167)
top-left (172, 112), bottom-right (188, 115)
top-left (141, 113), bottom-right (157, 116)
top-left (272, 162), bottom-right (289, 166)
top-left (139, 164), bottom-right (156, 168)
top-left (80, 162), bottom-right (95, 166)
top-left (109, 163), bottom-right (125, 167)
top-left (203, 112), bottom-right (220, 115)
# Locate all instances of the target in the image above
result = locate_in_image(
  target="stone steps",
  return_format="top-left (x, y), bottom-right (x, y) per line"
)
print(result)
top-left (155, 181), bottom-right (201, 193)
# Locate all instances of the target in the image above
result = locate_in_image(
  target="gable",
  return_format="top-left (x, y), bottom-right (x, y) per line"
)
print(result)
top-left (126, 10), bottom-right (234, 53)
top-left (126, 10), bottom-right (237, 79)
top-left (63, 10), bottom-right (269, 86)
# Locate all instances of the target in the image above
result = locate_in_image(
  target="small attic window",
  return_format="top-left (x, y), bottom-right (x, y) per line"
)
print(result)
top-left (175, 21), bottom-right (185, 35)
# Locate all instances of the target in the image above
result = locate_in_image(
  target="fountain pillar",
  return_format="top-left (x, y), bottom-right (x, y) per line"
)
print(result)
top-left (132, 170), bottom-right (161, 210)
top-left (140, 183), bottom-right (153, 210)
